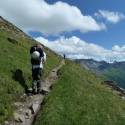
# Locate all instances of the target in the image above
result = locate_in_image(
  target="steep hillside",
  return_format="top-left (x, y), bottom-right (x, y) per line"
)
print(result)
top-left (75, 59), bottom-right (125, 89)
top-left (34, 60), bottom-right (125, 125)
top-left (0, 17), bottom-right (61, 124)
top-left (1, 17), bottom-right (125, 125)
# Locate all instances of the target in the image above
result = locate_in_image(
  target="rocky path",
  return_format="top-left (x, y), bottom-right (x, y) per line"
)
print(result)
top-left (5, 60), bottom-right (65, 125)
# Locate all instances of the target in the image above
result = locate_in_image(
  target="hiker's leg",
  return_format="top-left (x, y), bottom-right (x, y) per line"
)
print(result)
top-left (32, 80), bottom-right (37, 93)
top-left (37, 68), bottom-right (42, 93)
top-left (32, 68), bottom-right (38, 94)
top-left (37, 80), bottom-right (41, 93)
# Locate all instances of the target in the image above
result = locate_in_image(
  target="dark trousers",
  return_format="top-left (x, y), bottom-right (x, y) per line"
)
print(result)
top-left (32, 68), bottom-right (42, 91)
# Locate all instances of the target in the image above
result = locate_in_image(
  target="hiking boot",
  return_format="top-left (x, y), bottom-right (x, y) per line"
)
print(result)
top-left (37, 88), bottom-right (42, 94)
top-left (32, 88), bottom-right (37, 95)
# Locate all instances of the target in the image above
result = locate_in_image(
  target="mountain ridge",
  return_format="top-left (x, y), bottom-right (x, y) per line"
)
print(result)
top-left (75, 58), bottom-right (125, 88)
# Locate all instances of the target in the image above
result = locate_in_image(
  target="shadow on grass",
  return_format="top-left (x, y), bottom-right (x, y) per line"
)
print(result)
top-left (11, 69), bottom-right (28, 92)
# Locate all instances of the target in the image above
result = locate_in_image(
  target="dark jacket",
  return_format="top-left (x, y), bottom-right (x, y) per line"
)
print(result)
top-left (30, 46), bottom-right (44, 65)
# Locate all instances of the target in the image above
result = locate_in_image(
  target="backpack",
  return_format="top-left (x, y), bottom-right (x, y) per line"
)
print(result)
top-left (30, 45), bottom-right (44, 65)
top-left (30, 45), bottom-right (44, 58)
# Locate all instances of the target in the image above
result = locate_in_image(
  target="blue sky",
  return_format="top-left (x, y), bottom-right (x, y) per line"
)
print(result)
top-left (41, 0), bottom-right (125, 49)
top-left (0, 0), bottom-right (125, 62)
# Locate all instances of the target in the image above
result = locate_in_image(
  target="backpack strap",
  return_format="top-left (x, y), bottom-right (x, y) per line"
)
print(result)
top-left (30, 46), bottom-right (37, 54)
top-left (36, 47), bottom-right (44, 58)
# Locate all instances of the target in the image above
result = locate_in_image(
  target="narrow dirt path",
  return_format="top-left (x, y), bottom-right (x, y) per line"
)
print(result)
top-left (5, 60), bottom-right (65, 125)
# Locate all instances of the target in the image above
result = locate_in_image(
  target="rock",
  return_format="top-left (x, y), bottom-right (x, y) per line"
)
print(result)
top-left (122, 96), bottom-right (125, 100)
top-left (25, 109), bottom-right (32, 119)
top-left (19, 108), bottom-right (23, 112)
top-left (31, 102), bottom-right (40, 114)
top-left (52, 70), bottom-right (56, 72)
top-left (4, 121), bottom-right (9, 125)
top-left (14, 102), bottom-right (23, 107)
top-left (42, 86), bottom-right (50, 92)
top-left (14, 112), bottom-right (25, 122)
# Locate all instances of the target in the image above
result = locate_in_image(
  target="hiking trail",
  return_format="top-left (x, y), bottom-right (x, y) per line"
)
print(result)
top-left (5, 60), bottom-right (65, 125)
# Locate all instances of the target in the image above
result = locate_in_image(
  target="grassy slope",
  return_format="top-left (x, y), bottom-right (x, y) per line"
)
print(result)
top-left (34, 61), bottom-right (125, 125)
top-left (75, 60), bottom-right (125, 89)
top-left (0, 26), bottom-right (61, 123)
top-left (103, 68), bottom-right (125, 88)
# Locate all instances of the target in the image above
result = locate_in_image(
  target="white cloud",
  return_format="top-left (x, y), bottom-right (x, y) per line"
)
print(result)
top-left (112, 45), bottom-right (125, 52)
top-left (36, 36), bottom-right (125, 62)
top-left (0, 0), bottom-right (106, 35)
top-left (95, 10), bottom-right (125, 24)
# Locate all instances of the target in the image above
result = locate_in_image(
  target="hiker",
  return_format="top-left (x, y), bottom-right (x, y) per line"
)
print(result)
top-left (63, 54), bottom-right (66, 60)
top-left (30, 44), bottom-right (46, 94)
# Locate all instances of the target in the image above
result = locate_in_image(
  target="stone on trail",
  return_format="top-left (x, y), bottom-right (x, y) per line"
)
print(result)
top-left (14, 112), bottom-right (25, 122)
top-left (4, 121), bottom-right (9, 125)
top-left (14, 102), bottom-right (24, 107)
top-left (42, 86), bottom-right (50, 93)
top-left (31, 102), bottom-right (40, 114)
top-left (122, 96), bottom-right (125, 100)
top-left (25, 109), bottom-right (32, 119)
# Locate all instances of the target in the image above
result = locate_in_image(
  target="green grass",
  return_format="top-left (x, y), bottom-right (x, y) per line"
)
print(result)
top-left (103, 68), bottom-right (125, 88)
top-left (34, 61), bottom-right (125, 125)
top-left (0, 29), bottom-right (61, 124)
top-left (1, 18), bottom-right (125, 125)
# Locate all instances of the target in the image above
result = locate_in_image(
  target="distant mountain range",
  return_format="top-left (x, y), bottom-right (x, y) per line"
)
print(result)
top-left (75, 59), bottom-right (125, 89)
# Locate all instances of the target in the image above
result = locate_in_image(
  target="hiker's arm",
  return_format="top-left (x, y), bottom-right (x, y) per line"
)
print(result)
top-left (41, 52), bottom-right (46, 63)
